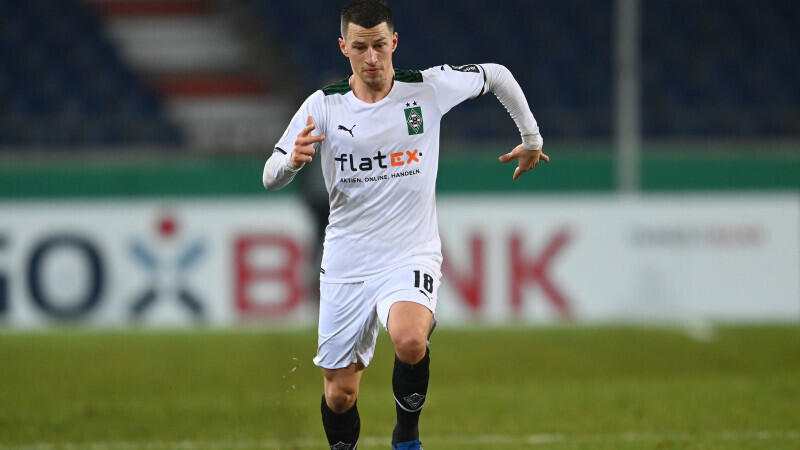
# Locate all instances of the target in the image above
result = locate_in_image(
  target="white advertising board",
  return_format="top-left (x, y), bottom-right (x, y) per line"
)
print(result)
top-left (0, 194), bottom-right (797, 328)
top-left (437, 194), bottom-right (799, 323)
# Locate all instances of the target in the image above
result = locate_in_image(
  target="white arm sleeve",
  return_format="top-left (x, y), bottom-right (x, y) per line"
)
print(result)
top-left (482, 63), bottom-right (543, 150)
top-left (263, 90), bottom-right (325, 191)
top-left (262, 150), bottom-right (301, 191)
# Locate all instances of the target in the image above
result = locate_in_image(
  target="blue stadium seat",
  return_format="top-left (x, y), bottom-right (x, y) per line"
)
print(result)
top-left (642, 0), bottom-right (800, 137)
top-left (0, 0), bottom-right (182, 148)
top-left (251, 0), bottom-right (614, 140)
top-left (251, 0), bottom-right (798, 140)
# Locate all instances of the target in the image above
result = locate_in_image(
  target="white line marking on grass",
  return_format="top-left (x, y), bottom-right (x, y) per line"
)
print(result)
top-left (3, 430), bottom-right (798, 449)
top-left (679, 318), bottom-right (717, 342)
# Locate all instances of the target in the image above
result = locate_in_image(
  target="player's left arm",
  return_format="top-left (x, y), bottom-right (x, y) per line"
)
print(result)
top-left (481, 63), bottom-right (549, 181)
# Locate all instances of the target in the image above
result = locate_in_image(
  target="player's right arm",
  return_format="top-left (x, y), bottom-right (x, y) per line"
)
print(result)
top-left (262, 92), bottom-right (326, 191)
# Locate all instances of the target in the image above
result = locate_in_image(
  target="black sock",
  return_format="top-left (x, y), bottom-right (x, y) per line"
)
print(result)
top-left (392, 348), bottom-right (430, 445)
top-left (321, 396), bottom-right (360, 449)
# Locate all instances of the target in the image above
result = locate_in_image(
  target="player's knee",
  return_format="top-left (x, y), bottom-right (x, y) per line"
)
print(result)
top-left (391, 332), bottom-right (427, 364)
top-left (324, 382), bottom-right (358, 413)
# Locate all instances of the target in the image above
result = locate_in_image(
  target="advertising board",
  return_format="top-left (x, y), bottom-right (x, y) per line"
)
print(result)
top-left (0, 195), bottom-right (797, 327)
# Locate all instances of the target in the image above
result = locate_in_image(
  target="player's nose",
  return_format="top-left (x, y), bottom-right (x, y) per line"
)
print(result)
top-left (365, 48), bottom-right (378, 64)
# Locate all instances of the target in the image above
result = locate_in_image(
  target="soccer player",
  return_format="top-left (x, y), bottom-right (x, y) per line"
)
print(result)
top-left (263, 1), bottom-right (547, 448)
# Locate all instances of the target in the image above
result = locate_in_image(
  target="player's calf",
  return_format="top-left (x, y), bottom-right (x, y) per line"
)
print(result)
top-left (321, 365), bottom-right (363, 449)
top-left (392, 347), bottom-right (430, 447)
top-left (321, 395), bottom-right (360, 450)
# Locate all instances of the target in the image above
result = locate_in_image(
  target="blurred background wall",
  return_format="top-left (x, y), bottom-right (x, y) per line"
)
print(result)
top-left (1, 0), bottom-right (798, 328)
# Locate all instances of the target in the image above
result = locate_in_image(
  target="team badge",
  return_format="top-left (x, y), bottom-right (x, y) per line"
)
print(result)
top-left (404, 103), bottom-right (424, 135)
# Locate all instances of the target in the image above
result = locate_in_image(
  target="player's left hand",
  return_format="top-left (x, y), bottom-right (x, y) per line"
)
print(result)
top-left (498, 145), bottom-right (550, 181)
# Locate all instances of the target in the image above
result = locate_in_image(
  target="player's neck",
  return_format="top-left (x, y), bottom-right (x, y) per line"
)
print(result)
top-left (349, 70), bottom-right (394, 104)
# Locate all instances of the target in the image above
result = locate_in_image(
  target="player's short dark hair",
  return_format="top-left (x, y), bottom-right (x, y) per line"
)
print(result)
top-left (340, 0), bottom-right (394, 38)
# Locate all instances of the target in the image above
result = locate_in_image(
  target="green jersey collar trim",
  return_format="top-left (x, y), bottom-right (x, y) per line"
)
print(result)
top-left (322, 78), bottom-right (351, 96)
top-left (322, 69), bottom-right (422, 96)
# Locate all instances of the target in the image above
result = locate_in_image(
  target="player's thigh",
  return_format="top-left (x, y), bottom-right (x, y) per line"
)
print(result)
top-left (386, 301), bottom-right (433, 340)
top-left (373, 263), bottom-right (440, 337)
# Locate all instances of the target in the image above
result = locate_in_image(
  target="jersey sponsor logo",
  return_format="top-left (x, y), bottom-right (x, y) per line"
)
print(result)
top-left (337, 124), bottom-right (356, 137)
top-left (334, 149), bottom-right (422, 172)
top-left (404, 101), bottom-right (424, 135)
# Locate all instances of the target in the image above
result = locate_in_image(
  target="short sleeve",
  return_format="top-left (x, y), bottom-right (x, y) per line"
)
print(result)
top-left (422, 64), bottom-right (487, 115)
top-left (274, 90), bottom-right (326, 155)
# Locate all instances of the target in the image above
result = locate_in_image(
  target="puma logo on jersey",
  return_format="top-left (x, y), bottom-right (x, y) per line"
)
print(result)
top-left (338, 124), bottom-right (356, 137)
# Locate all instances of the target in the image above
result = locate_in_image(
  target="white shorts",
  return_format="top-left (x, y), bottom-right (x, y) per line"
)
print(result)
top-left (313, 263), bottom-right (440, 369)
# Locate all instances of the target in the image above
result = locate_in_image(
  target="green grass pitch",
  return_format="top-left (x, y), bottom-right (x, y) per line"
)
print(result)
top-left (0, 325), bottom-right (798, 449)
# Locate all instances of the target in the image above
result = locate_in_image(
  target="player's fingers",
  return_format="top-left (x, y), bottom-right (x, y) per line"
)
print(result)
top-left (526, 159), bottom-right (535, 170)
top-left (498, 152), bottom-right (515, 163)
top-left (513, 166), bottom-right (522, 181)
top-left (295, 137), bottom-right (323, 147)
top-left (294, 150), bottom-right (313, 161)
top-left (295, 134), bottom-right (325, 146)
top-left (540, 152), bottom-right (550, 163)
top-left (298, 117), bottom-right (316, 137)
top-left (295, 145), bottom-right (316, 156)
top-left (298, 124), bottom-right (314, 138)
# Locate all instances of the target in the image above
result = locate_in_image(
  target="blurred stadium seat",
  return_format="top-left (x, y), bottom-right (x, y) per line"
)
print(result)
top-left (250, 0), bottom-right (614, 141)
top-left (251, 0), bottom-right (798, 141)
top-left (0, 0), bottom-right (182, 147)
top-left (642, 0), bottom-right (800, 137)
top-left (0, 0), bottom-right (798, 151)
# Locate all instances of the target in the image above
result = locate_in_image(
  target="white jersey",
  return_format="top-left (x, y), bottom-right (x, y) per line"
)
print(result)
top-left (274, 65), bottom-right (487, 282)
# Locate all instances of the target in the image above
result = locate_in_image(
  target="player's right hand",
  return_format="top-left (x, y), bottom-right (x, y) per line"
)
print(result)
top-left (290, 115), bottom-right (326, 169)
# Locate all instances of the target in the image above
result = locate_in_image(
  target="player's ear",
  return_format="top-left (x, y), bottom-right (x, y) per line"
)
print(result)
top-left (391, 32), bottom-right (398, 53)
top-left (339, 37), bottom-right (348, 57)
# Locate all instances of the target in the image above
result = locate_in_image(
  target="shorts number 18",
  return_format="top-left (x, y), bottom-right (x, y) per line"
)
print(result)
top-left (413, 270), bottom-right (434, 294)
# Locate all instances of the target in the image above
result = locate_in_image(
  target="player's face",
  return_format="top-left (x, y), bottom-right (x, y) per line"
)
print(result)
top-left (339, 22), bottom-right (397, 90)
